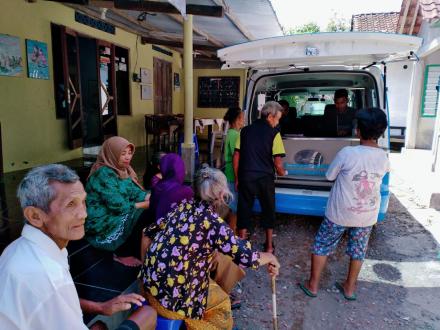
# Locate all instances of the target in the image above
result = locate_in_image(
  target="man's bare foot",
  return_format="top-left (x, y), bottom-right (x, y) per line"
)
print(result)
top-left (113, 255), bottom-right (142, 267)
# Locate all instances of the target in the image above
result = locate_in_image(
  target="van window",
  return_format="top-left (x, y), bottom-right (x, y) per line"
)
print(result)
top-left (250, 71), bottom-right (378, 137)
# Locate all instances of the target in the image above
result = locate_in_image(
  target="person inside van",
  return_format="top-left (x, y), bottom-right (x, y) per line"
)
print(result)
top-left (323, 89), bottom-right (356, 137)
top-left (278, 99), bottom-right (297, 135)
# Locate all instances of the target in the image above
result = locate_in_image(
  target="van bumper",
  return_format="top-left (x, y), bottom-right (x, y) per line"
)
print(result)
top-left (252, 174), bottom-right (390, 222)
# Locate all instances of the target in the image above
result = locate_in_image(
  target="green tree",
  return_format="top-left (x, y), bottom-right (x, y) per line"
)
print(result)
top-left (287, 22), bottom-right (320, 35)
top-left (326, 13), bottom-right (350, 32)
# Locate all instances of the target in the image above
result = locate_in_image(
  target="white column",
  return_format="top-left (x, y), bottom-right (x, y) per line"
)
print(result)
top-left (405, 60), bottom-right (424, 149)
top-left (181, 14), bottom-right (195, 181)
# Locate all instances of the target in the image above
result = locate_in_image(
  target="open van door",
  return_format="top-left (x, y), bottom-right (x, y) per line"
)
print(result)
top-left (218, 33), bottom-right (422, 70)
top-left (219, 33), bottom-right (422, 123)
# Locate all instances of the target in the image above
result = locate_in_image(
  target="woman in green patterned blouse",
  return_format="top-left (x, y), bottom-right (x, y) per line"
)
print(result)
top-left (85, 136), bottom-right (151, 267)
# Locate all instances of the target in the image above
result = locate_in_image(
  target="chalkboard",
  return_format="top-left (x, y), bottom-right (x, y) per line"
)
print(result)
top-left (198, 76), bottom-right (240, 108)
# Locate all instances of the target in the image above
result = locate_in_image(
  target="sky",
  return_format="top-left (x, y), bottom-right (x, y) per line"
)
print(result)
top-left (271, 0), bottom-right (403, 32)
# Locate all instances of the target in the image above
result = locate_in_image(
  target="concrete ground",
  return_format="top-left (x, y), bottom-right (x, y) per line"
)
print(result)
top-left (232, 152), bottom-right (440, 330)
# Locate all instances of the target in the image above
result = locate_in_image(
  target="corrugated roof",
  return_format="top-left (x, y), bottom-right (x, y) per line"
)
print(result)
top-left (68, 0), bottom-right (283, 58)
top-left (351, 12), bottom-right (400, 33)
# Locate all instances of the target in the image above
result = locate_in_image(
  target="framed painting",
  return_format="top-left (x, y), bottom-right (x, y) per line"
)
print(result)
top-left (141, 84), bottom-right (152, 100)
top-left (26, 39), bottom-right (49, 79)
top-left (0, 34), bottom-right (23, 77)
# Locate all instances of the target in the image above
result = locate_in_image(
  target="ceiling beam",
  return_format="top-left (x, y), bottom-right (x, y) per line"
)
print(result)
top-left (58, 0), bottom-right (224, 17)
top-left (141, 37), bottom-right (219, 52)
top-left (113, 1), bottom-right (224, 18)
top-left (67, 3), bottom-right (147, 35)
top-left (110, 9), bottom-right (168, 36)
top-left (211, 0), bottom-right (255, 40)
top-left (166, 14), bottom-right (224, 48)
top-left (47, 0), bottom-right (89, 4)
top-left (112, 9), bottom-right (211, 43)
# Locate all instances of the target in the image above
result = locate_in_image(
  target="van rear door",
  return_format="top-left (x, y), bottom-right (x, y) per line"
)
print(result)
top-left (217, 33), bottom-right (422, 70)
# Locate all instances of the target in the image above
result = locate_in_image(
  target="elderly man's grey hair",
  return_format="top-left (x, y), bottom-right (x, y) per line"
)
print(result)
top-left (17, 164), bottom-right (80, 213)
top-left (261, 101), bottom-right (283, 119)
top-left (195, 164), bottom-right (232, 215)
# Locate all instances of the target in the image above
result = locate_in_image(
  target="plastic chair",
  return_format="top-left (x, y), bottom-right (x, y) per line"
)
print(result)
top-left (156, 316), bottom-right (183, 330)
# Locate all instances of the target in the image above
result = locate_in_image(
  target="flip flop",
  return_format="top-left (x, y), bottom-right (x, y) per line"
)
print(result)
top-left (298, 282), bottom-right (317, 298)
top-left (335, 282), bottom-right (357, 301)
top-left (231, 300), bottom-right (242, 310)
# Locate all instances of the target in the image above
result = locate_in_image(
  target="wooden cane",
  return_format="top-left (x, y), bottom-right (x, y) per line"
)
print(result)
top-left (271, 276), bottom-right (278, 330)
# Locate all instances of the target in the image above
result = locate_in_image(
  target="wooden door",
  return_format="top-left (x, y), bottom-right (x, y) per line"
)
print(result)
top-left (61, 27), bottom-right (84, 149)
top-left (153, 57), bottom-right (172, 115)
top-left (97, 41), bottom-right (118, 139)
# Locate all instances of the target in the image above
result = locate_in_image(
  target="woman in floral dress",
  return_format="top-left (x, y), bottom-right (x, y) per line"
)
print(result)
top-left (140, 165), bottom-right (280, 329)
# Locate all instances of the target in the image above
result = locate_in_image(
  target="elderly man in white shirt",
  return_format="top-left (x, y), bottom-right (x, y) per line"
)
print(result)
top-left (0, 164), bottom-right (156, 330)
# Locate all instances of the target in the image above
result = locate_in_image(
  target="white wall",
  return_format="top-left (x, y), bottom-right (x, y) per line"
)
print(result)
top-left (406, 21), bottom-right (440, 149)
top-left (416, 39), bottom-right (440, 149)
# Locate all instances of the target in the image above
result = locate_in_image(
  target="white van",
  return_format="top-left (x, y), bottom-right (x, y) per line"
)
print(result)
top-left (218, 32), bottom-right (422, 221)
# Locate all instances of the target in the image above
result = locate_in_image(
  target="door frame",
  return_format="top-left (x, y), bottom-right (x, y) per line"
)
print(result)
top-left (96, 40), bottom-right (118, 139)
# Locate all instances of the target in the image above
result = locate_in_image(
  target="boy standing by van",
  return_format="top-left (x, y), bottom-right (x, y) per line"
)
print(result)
top-left (299, 107), bottom-right (389, 300)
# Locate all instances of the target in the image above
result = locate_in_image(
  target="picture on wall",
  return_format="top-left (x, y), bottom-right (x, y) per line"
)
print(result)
top-left (141, 84), bottom-right (152, 100)
top-left (0, 34), bottom-right (23, 77)
top-left (140, 67), bottom-right (152, 84)
top-left (26, 39), bottom-right (49, 79)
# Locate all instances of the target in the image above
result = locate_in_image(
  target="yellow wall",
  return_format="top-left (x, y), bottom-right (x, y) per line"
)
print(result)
top-left (0, 0), bottom-right (183, 173)
top-left (193, 69), bottom-right (247, 119)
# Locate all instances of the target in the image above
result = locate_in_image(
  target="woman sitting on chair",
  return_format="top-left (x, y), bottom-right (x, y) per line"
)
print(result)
top-left (85, 136), bottom-right (151, 267)
top-left (148, 153), bottom-right (194, 221)
top-left (140, 165), bottom-right (280, 329)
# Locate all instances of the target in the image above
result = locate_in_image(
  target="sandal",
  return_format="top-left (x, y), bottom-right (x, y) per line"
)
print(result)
top-left (335, 282), bottom-right (357, 301)
top-left (231, 299), bottom-right (242, 310)
top-left (298, 282), bottom-right (317, 298)
top-left (230, 292), bottom-right (242, 310)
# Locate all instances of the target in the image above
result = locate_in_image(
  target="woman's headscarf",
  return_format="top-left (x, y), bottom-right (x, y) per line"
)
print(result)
top-left (88, 136), bottom-right (143, 189)
top-left (150, 153), bottom-right (194, 220)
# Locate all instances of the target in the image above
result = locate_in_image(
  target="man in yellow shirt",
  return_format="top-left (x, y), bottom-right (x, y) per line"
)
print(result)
top-left (233, 101), bottom-right (287, 253)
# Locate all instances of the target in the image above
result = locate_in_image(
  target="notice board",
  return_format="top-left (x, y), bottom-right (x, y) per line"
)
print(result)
top-left (197, 76), bottom-right (240, 108)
